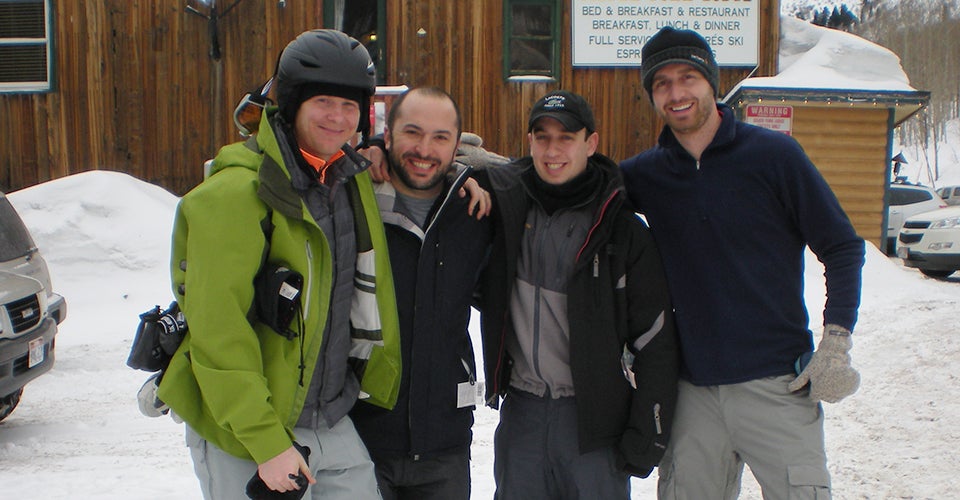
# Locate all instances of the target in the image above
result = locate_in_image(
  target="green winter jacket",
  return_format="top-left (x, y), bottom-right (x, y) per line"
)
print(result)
top-left (157, 110), bottom-right (401, 464)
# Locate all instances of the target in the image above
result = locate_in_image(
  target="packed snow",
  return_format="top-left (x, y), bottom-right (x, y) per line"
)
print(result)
top-left (2, 12), bottom-right (959, 499)
top-left (2, 163), bottom-right (958, 499)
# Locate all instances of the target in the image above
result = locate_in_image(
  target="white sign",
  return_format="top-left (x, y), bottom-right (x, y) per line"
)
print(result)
top-left (744, 104), bottom-right (793, 135)
top-left (572, 0), bottom-right (759, 67)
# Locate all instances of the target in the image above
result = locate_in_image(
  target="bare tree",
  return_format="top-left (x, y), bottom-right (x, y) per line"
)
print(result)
top-left (855, 0), bottom-right (960, 182)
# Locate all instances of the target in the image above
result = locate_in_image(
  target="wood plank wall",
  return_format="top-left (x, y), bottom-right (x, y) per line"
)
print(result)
top-left (792, 106), bottom-right (891, 248)
top-left (386, 0), bottom-right (780, 165)
top-left (1, 0), bottom-right (779, 195)
top-left (0, 0), bottom-right (325, 195)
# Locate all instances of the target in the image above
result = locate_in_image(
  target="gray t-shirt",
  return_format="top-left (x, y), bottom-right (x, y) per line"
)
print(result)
top-left (395, 192), bottom-right (437, 229)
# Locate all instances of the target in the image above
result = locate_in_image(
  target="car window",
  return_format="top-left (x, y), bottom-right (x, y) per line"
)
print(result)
top-left (0, 197), bottom-right (36, 261)
top-left (890, 187), bottom-right (932, 206)
top-left (954, 187), bottom-right (960, 197)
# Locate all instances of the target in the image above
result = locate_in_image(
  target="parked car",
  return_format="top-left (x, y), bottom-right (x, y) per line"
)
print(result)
top-left (936, 185), bottom-right (960, 206)
top-left (897, 205), bottom-right (960, 279)
top-left (886, 182), bottom-right (947, 254)
top-left (0, 191), bottom-right (67, 422)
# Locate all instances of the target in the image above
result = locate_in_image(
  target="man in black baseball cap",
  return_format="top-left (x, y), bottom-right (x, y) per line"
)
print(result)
top-left (524, 90), bottom-right (599, 185)
top-left (479, 88), bottom-right (679, 499)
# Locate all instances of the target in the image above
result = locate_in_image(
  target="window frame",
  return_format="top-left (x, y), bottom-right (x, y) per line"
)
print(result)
top-left (323, 0), bottom-right (386, 85)
top-left (502, 0), bottom-right (560, 80)
top-left (0, 0), bottom-right (54, 93)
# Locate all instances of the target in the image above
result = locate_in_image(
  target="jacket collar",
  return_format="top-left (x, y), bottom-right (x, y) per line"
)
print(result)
top-left (657, 101), bottom-right (738, 159)
top-left (375, 162), bottom-right (473, 239)
top-left (256, 110), bottom-right (371, 220)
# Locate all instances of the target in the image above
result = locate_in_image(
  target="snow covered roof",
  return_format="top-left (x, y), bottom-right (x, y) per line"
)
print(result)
top-left (725, 17), bottom-right (929, 125)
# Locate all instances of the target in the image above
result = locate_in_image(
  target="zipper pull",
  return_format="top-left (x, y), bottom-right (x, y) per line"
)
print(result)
top-left (461, 358), bottom-right (475, 384)
top-left (593, 254), bottom-right (600, 277)
top-left (654, 403), bottom-right (663, 435)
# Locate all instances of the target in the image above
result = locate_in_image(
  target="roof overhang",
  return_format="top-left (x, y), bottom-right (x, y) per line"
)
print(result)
top-left (724, 86), bottom-right (931, 126)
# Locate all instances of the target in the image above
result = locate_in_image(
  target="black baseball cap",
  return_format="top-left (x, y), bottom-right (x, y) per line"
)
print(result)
top-left (527, 90), bottom-right (596, 134)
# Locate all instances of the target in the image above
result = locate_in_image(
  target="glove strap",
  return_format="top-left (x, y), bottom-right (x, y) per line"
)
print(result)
top-left (825, 324), bottom-right (851, 337)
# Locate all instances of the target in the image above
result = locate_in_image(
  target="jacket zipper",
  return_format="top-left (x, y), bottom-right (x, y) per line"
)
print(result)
top-left (423, 165), bottom-right (471, 238)
top-left (303, 240), bottom-right (313, 321)
top-left (403, 168), bottom-right (471, 457)
top-left (575, 190), bottom-right (618, 263)
top-left (531, 215), bottom-right (552, 385)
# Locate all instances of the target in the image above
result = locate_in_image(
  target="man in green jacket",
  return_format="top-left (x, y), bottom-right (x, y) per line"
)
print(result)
top-left (158, 29), bottom-right (400, 499)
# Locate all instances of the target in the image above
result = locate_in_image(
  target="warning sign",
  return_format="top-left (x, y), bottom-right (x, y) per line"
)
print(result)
top-left (744, 105), bottom-right (793, 135)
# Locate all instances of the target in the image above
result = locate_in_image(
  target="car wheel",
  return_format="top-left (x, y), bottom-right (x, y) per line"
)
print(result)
top-left (920, 269), bottom-right (956, 279)
top-left (0, 388), bottom-right (23, 422)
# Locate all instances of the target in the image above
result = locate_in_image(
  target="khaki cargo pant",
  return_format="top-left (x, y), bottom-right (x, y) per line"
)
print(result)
top-left (658, 376), bottom-right (831, 500)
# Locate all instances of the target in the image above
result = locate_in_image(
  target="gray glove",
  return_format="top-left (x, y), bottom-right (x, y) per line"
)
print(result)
top-left (788, 324), bottom-right (860, 403)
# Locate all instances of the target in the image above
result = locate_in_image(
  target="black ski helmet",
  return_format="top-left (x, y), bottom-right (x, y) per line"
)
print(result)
top-left (275, 29), bottom-right (377, 137)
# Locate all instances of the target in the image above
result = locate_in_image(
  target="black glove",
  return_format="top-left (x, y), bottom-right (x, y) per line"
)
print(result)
top-left (616, 428), bottom-right (660, 478)
top-left (245, 443), bottom-right (311, 500)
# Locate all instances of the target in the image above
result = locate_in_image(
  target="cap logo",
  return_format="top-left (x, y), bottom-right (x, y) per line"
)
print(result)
top-left (543, 95), bottom-right (567, 110)
top-left (690, 54), bottom-right (707, 65)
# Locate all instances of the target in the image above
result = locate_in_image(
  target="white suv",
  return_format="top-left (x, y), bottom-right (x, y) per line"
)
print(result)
top-left (936, 185), bottom-right (960, 206)
top-left (886, 183), bottom-right (947, 254)
top-left (897, 205), bottom-right (960, 279)
top-left (0, 191), bottom-right (67, 422)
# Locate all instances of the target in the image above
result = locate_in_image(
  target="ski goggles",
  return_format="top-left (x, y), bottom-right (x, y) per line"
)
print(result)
top-left (233, 77), bottom-right (274, 137)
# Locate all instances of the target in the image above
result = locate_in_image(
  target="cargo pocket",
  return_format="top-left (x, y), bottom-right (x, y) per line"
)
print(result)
top-left (787, 464), bottom-right (831, 500)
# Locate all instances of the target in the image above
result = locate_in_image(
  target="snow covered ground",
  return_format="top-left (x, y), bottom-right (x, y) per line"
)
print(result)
top-left (1, 167), bottom-right (958, 499)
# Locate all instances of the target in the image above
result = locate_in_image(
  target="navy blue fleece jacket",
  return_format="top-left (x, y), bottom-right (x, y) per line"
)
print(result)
top-left (619, 103), bottom-right (864, 385)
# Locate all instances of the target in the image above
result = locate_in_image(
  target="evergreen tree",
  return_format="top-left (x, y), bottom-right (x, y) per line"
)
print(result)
top-left (829, 6), bottom-right (843, 28)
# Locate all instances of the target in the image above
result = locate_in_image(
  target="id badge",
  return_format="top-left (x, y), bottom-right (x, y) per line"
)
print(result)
top-left (457, 380), bottom-right (485, 408)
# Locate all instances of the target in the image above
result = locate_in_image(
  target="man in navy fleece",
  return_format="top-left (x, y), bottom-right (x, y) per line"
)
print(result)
top-left (620, 27), bottom-right (864, 499)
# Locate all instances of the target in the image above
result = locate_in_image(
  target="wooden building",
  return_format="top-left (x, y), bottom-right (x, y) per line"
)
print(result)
top-left (727, 85), bottom-right (929, 252)
top-left (2, 0), bottom-right (934, 249)
top-left (0, 0), bottom-right (781, 195)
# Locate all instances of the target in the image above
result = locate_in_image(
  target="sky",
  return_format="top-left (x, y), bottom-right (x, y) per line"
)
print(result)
top-left (1, 15), bottom-right (959, 500)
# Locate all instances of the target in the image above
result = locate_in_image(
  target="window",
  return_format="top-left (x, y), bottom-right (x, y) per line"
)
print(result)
top-left (503, 0), bottom-right (559, 79)
top-left (890, 187), bottom-right (933, 206)
top-left (0, 0), bottom-right (53, 92)
top-left (324, 0), bottom-right (385, 84)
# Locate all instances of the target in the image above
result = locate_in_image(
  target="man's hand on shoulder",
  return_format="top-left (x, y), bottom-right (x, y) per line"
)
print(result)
top-left (358, 137), bottom-right (389, 183)
top-left (460, 177), bottom-right (491, 219)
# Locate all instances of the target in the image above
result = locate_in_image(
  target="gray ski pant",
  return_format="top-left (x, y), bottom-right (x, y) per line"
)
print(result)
top-left (493, 388), bottom-right (630, 500)
top-left (185, 415), bottom-right (380, 500)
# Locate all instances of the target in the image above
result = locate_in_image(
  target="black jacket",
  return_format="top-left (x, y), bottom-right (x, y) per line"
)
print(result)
top-left (477, 154), bottom-right (680, 477)
top-left (351, 164), bottom-right (493, 459)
